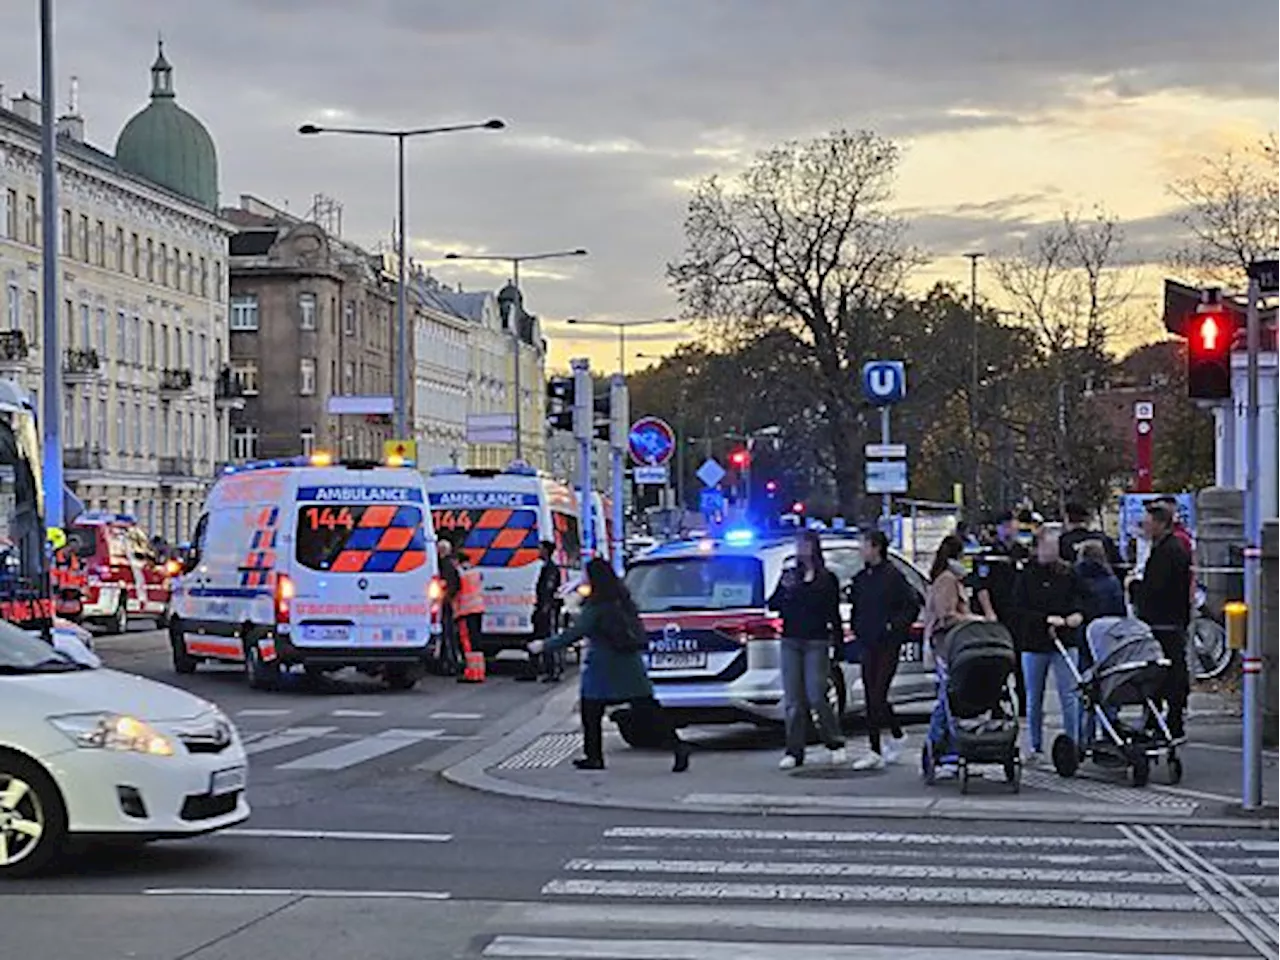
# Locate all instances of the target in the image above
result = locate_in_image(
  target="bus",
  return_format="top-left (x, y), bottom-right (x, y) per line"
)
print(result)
top-left (0, 380), bottom-right (53, 632)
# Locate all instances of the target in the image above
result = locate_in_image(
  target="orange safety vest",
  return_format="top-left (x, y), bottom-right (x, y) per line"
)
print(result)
top-left (454, 567), bottom-right (486, 617)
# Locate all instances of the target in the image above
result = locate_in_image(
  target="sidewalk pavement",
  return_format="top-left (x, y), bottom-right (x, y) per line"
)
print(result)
top-left (443, 682), bottom-right (1279, 828)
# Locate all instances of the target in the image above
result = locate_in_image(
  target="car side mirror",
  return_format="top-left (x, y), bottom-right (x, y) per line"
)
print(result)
top-left (181, 550), bottom-right (200, 575)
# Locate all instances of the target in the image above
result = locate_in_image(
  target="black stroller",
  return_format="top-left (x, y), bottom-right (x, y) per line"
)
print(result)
top-left (1051, 617), bottom-right (1180, 787)
top-left (921, 620), bottom-right (1021, 794)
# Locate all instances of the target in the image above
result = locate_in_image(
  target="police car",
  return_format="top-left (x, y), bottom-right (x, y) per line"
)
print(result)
top-left (168, 455), bottom-right (441, 690)
top-left (618, 529), bottom-right (933, 743)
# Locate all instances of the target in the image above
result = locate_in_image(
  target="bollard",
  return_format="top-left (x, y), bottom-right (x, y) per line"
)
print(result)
top-left (1224, 602), bottom-right (1248, 651)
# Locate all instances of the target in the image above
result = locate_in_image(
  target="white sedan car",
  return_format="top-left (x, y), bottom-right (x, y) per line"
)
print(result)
top-left (0, 621), bottom-right (249, 877)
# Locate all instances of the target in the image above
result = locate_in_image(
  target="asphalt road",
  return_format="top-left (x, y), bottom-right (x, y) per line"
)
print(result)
top-left (1, 627), bottom-right (1275, 960)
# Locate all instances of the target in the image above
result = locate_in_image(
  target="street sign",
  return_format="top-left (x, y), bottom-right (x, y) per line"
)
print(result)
top-left (466, 413), bottom-right (517, 444)
top-left (1247, 258), bottom-right (1279, 294)
top-left (865, 460), bottom-right (908, 494)
top-left (628, 417), bottom-right (676, 466)
top-left (328, 395), bottom-right (394, 416)
top-left (696, 457), bottom-right (726, 489)
top-left (383, 439), bottom-right (416, 464)
top-left (865, 443), bottom-right (907, 459)
top-left (1134, 402), bottom-right (1154, 421)
top-left (634, 465), bottom-right (669, 485)
top-left (861, 361), bottom-right (907, 406)
top-left (699, 488), bottom-right (726, 516)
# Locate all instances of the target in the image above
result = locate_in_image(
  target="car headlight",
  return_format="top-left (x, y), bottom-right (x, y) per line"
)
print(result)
top-left (48, 713), bottom-right (175, 757)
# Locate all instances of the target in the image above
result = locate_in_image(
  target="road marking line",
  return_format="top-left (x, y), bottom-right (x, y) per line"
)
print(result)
top-left (517, 903), bottom-right (1241, 942)
top-left (145, 887), bottom-right (450, 900)
top-left (236, 708), bottom-right (291, 717)
top-left (275, 729), bottom-right (442, 770)
top-left (541, 878), bottom-right (1206, 911)
top-left (220, 828), bottom-right (452, 843)
top-left (331, 709), bottom-right (385, 718)
top-left (482, 935), bottom-right (1236, 960)
top-left (564, 857), bottom-right (1199, 886)
top-left (603, 827), bottom-right (1137, 849)
top-left (431, 712), bottom-right (484, 720)
top-left (245, 726), bottom-right (337, 755)
top-left (1120, 825), bottom-right (1276, 957)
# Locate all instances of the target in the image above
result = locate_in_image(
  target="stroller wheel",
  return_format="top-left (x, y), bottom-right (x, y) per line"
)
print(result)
top-left (921, 743), bottom-right (936, 785)
top-left (1166, 755), bottom-right (1183, 786)
top-left (1129, 751), bottom-right (1151, 787)
top-left (1051, 734), bottom-right (1079, 778)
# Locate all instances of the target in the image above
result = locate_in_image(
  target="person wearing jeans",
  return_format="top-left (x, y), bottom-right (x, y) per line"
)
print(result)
top-left (1013, 529), bottom-right (1086, 762)
top-left (769, 530), bottom-right (846, 769)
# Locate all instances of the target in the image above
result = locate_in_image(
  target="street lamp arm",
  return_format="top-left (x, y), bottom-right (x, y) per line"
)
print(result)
top-left (299, 120), bottom-right (505, 138)
top-left (564, 317), bottom-right (679, 329)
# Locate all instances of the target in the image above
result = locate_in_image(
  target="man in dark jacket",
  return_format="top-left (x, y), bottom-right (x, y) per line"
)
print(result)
top-left (436, 540), bottom-right (463, 676)
top-left (1060, 502), bottom-right (1122, 570)
top-left (973, 511), bottom-right (1029, 712)
top-left (848, 531), bottom-right (922, 769)
top-left (521, 541), bottom-right (563, 682)
top-left (1133, 501), bottom-right (1191, 740)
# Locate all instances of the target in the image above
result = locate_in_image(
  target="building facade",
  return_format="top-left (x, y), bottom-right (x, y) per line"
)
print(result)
top-left (224, 195), bottom-right (395, 464)
top-left (407, 269), bottom-right (470, 468)
top-left (0, 45), bottom-right (233, 543)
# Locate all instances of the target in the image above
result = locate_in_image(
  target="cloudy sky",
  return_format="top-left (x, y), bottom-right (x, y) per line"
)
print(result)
top-left (3, 1), bottom-right (1276, 370)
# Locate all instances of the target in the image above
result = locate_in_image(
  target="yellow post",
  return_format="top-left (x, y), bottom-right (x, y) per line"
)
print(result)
top-left (1225, 601), bottom-right (1248, 651)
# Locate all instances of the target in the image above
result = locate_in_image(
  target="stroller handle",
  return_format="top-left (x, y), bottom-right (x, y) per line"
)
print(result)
top-left (1048, 624), bottom-right (1088, 684)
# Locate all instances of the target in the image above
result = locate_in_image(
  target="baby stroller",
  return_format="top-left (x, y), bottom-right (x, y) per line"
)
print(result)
top-left (921, 620), bottom-right (1021, 794)
top-left (1051, 617), bottom-right (1179, 787)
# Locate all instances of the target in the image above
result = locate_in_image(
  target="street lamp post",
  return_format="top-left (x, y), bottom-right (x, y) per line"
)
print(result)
top-left (444, 249), bottom-right (588, 461)
top-left (39, 0), bottom-right (64, 531)
top-left (964, 251), bottom-right (984, 515)
top-left (298, 118), bottom-right (504, 441)
top-left (563, 317), bottom-right (678, 379)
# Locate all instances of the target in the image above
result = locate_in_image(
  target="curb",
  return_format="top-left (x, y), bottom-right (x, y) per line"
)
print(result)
top-left (440, 689), bottom-right (1280, 831)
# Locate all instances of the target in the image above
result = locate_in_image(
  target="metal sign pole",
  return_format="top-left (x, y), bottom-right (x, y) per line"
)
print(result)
top-left (609, 375), bottom-right (627, 575)
top-left (1241, 272), bottom-right (1262, 810)
top-left (880, 406), bottom-right (892, 525)
top-left (572, 358), bottom-right (593, 562)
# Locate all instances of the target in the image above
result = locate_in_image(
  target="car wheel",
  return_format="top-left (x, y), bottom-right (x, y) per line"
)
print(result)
top-left (0, 752), bottom-right (68, 878)
top-left (384, 664), bottom-right (423, 691)
top-left (169, 619), bottom-right (198, 675)
top-left (245, 634), bottom-right (280, 691)
top-left (107, 600), bottom-right (128, 636)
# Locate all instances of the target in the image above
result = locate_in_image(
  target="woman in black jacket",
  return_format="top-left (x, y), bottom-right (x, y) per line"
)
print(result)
top-left (1013, 529), bottom-right (1085, 763)
top-left (768, 530), bottom-right (846, 770)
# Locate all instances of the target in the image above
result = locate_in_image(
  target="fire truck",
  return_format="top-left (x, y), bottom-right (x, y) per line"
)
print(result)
top-left (63, 513), bottom-right (174, 633)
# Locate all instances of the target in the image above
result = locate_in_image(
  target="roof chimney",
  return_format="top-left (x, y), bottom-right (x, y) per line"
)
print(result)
top-left (11, 93), bottom-right (41, 123)
top-left (56, 75), bottom-right (84, 141)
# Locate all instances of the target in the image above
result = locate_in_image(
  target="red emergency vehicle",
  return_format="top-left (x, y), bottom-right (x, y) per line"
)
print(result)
top-left (64, 513), bottom-right (173, 633)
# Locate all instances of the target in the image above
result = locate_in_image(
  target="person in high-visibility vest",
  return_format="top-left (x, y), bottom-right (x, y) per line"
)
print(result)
top-left (454, 551), bottom-right (486, 681)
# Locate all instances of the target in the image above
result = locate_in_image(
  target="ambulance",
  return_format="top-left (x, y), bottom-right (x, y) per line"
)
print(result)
top-left (168, 455), bottom-right (441, 690)
top-left (426, 465), bottom-right (584, 653)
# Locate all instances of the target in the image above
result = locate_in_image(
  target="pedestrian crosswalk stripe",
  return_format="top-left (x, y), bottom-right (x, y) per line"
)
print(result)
top-left (482, 935), bottom-right (1240, 960)
top-left (275, 728), bottom-right (443, 770)
top-left (541, 878), bottom-right (1208, 911)
top-left (221, 828), bottom-right (452, 843)
top-left (603, 827), bottom-right (1134, 849)
top-left (330, 709), bottom-right (385, 718)
top-left (245, 726), bottom-right (337, 755)
top-left (430, 712), bottom-right (484, 720)
top-left (561, 856), bottom-right (1274, 888)
top-left (236, 708), bottom-right (291, 717)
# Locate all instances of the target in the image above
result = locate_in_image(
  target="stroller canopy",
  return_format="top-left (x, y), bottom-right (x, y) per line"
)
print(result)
top-left (1085, 616), bottom-right (1169, 706)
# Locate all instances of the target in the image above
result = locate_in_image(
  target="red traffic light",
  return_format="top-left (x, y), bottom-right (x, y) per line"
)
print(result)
top-left (1187, 309), bottom-right (1234, 401)
top-left (765, 480), bottom-right (779, 494)
top-left (729, 449), bottom-right (750, 468)
top-left (1195, 314), bottom-right (1223, 352)
top-left (792, 501), bottom-right (805, 514)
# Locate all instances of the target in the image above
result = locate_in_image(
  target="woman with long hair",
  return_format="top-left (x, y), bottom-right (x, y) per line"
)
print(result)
top-left (528, 557), bottom-right (690, 772)
top-left (768, 529), bottom-right (846, 770)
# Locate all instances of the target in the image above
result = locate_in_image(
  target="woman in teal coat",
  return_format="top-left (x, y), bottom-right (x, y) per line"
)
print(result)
top-left (528, 558), bottom-right (690, 772)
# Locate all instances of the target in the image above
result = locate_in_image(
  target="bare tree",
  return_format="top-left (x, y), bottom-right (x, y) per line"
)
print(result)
top-left (993, 210), bottom-right (1135, 512)
top-left (667, 129), bottom-right (920, 517)
top-left (1170, 134), bottom-right (1280, 286)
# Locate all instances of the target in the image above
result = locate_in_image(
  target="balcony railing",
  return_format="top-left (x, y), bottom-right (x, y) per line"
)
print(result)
top-left (158, 455), bottom-right (194, 477)
top-left (215, 367), bottom-right (246, 407)
top-left (159, 368), bottom-right (194, 397)
top-left (63, 447), bottom-right (104, 471)
top-left (0, 331), bottom-right (29, 365)
top-left (63, 348), bottom-right (101, 378)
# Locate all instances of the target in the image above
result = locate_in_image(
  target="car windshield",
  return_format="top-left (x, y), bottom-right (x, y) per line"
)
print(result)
top-left (294, 503), bottom-right (428, 573)
top-left (626, 556), bottom-right (765, 613)
top-left (0, 622), bottom-right (81, 673)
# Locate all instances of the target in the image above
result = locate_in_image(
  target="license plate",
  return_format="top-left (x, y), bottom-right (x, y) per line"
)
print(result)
top-left (210, 766), bottom-right (247, 796)
top-left (649, 651), bottom-right (707, 671)
top-left (302, 625), bottom-right (351, 643)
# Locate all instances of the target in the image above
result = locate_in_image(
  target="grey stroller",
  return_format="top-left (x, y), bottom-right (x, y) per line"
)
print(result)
top-left (1051, 616), bottom-right (1179, 787)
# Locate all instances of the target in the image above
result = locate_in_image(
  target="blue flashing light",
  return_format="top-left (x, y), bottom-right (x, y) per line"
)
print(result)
top-left (724, 528), bottom-right (756, 547)
top-left (428, 466), bottom-right (463, 476)
top-left (506, 462), bottom-right (537, 477)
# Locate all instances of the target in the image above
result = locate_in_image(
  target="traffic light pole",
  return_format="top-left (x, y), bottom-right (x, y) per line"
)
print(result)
top-left (609, 375), bottom-right (628, 576)
top-left (1241, 272), bottom-right (1262, 811)
top-left (572, 358), bottom-right (594, 563)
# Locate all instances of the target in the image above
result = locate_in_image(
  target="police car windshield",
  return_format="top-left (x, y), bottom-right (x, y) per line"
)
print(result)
top-left (626, 556), bottom-right (764, 613)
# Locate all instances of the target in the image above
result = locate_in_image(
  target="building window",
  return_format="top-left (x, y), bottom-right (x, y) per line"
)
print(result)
top-left (145, 239), bottom-right (154, 281)
top-left (343, 361), bottom-right (354, 393)
top-left (93, 220), bottom-right (105, 266)
top-left (116, 310), bottom-right (127, 361)
top-left (3, 189), bottom-right (15, 239)
top-left (185, 252), bottom-right (194, 294)
top-left (160, 323), bottom-right (170, 367)
top-left (23, 196), bottom-right (36, 245)
top-left (159, 244), bottom-right (168, 286)
top-left (114, 227), bottom-right (125, 271)
top-left (231, 426), bottom-right (258, 461)
top-left (147, 320), bottom-right (156, 367)
top-left (231, 360), bottom-right (258, 395)
top-left (214, 261), bottom-right (224, 301)
top-left (79, 304), bottom-right (90, 349)
top-left (132, 316), bottom-right (143, 365)
top-left (343, 301), bottom-right (356, 336)
top-left (78, 215), bottom-right (89, 261)
top-left (97, 398), bottom-right (107, 451)
top-left (299, 292), bottom-right (317, 331)
top-left (134, 402), bottom-right (143, 455)
top-left (59, 209), bottom-right (71, 256)
top-left (148, 406), bottom-right (157, 455)
top-left (300, 428), bottom-right (315, 457)
top-left (116, 401), bottom-right (125, 452)
top-left (199, 257), bottom-right (207, 298)
top-left (96, 307), bottom-right (107, 355)
top-left (199, 333), bottom-right (207, 376)
top-left (5, 284), bottom-right (18, 331)
top-left (130, 233), bottom-right (139, 276)
top-left (299, 358), bottom-right (316, 396)
top-left (199, 413), bottom-right (208, 460)
top-left (230, 295), bottom-right (259, 331)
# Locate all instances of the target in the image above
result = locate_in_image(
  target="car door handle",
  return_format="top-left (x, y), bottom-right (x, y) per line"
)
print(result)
top-left (370, 593), bottom-right (391, 601)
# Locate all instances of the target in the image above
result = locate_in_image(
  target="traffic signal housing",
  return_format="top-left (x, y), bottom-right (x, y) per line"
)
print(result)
top-left (1187, 309), bottom-right (1234, 401)
top-left (547, 377), bottom-right (575, 431)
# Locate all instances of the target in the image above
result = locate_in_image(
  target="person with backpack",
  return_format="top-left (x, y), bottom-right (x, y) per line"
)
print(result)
top-left (847, 530), bottom-right (922, 770)
top-left (527, 558), bottom-right (690, 773)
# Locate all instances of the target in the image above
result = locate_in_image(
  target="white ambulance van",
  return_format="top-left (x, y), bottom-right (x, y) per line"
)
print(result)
top-left (425, 464), bottom-right (583, 653)
top-left (168, 456), bottom-right (441, 690)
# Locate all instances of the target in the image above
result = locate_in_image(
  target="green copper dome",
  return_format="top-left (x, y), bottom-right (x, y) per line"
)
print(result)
top-left (114, 42), bottom-right (218, 210)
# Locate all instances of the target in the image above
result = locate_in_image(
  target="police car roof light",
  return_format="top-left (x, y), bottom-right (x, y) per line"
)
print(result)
top-left (428, 466), bottom-right (463, 476)
top-left (724, 528), bottom-right (755, 546)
